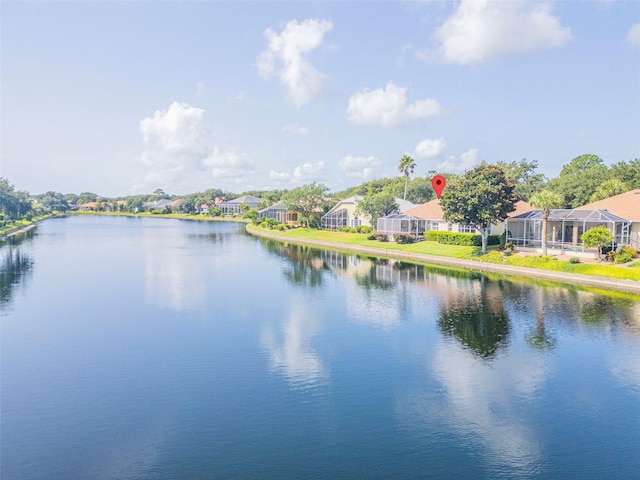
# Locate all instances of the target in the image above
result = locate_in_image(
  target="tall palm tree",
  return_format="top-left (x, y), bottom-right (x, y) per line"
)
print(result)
top-left (529, 189), bottom-right (564, 256)
top-left (398, 155), bottom-right (416, 200)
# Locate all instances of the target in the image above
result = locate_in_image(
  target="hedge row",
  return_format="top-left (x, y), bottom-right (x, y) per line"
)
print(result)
top-left (425, 231), bottom-right (501, 246)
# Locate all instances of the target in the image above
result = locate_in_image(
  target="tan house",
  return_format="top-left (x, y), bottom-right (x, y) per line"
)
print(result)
top-left (377, 199), bottom-right (531, 238)
top-left (505, 190), bottom-right (639, 254)
top-left (322, 196), bottom-right (416, 230)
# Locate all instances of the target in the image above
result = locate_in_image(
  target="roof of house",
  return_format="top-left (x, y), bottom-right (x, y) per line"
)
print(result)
top-left (79, 201), bottom-right (98, 208)
top-left (510, 208), bottom-right (630, 223)
top-left (578, 189), bottom-right (640, 221)
top-left (258, 201), bottom-right (288, 213)
top-left (402, 199), bottom-right (532, 221)
top-left (325, 196), bottom-right (416, 215)
top-left (222, 194), bottom-right (262, 205)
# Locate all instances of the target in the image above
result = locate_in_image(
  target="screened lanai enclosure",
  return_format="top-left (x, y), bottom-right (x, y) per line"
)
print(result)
top-left (376, 214), bottom-right (426, 239)
top-left (505, 209), bottom-right (630, 251)
top-left (321, 208), bottom-right (348, 229)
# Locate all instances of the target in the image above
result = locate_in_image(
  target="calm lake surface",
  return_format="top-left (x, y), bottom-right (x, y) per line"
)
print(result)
top-left (2, 216), bottom-right (639, 479)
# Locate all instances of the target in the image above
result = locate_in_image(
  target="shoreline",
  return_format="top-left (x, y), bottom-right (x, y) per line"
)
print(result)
top-left (246, 224), bottom-right (640, 296)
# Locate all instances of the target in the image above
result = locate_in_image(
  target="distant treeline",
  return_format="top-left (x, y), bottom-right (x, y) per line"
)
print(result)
top-left (1, 154), bottom-right (639, 222)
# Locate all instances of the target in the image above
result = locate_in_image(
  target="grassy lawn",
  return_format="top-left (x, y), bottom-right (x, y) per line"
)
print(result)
top-left (249, 226), bottom-right (477, 258)
top-left (478, 251), bottom-right (640, 281)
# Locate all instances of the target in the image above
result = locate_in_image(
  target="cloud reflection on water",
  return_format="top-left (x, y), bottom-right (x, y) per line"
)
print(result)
top-left (261, 302), bottom-right (328, 390)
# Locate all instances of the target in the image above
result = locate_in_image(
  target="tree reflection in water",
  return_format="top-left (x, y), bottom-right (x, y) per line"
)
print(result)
top-left (1, 231), bottom-right (35, 308)
top-left (262, 240), bottom-right (331, 288)
top-left (438, 277), bottom-right (510, 359)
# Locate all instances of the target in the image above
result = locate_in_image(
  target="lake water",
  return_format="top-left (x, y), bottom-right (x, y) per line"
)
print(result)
top-left (2, 216), bottom-right (639, 479)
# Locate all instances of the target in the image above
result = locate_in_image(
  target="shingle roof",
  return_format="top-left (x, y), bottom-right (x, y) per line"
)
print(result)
top-left (402, 199), bottom-right (532, 221)
top-left (226, 195), bottom-right (262, 204)
top-left (578, 189), bottom-right (640, 221)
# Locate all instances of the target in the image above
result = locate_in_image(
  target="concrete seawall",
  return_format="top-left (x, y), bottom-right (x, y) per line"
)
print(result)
top-left (246, 225), bottom-right (640, 296)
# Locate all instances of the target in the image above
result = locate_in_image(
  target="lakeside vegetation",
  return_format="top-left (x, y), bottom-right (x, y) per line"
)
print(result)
top-left (247, 224), bottom-right (640, 282)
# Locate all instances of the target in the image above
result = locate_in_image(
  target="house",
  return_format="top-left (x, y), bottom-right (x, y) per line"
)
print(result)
top-left (506, 208), bottom-right (631, 254)
top-left (579, 189), bottom-right (640, 251)
top-left (141, 199), bottom-right (172, 212)
top-left (321, 196), bottom-right (417, 230)
top-left (216, 195), bottom-right (262, 215)
top-left (376, 199), bottom-right (532, 239)
top-left (77, 202), bottom-right (98, 211)
top-left (506, 189), bottom-right (639, 252)
top-left (257, 202), bottom-right (298, 224)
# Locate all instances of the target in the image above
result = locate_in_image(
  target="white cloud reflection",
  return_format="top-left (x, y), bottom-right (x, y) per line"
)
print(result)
top-left (261, 302), bottom-right (328, 389)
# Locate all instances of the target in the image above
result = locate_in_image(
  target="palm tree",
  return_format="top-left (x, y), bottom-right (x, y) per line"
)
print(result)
top-left (398, 155), bottom-right (416, 200)
top-left (529, 189), bottom-right (564, 256)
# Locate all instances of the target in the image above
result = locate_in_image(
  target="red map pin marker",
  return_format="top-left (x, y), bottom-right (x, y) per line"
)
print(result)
top-left (431, 175), bottom-right (446, 199)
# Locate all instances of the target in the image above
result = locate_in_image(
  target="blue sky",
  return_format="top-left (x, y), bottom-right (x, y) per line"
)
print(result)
top-left (2, 0), bottom-right (639, 197)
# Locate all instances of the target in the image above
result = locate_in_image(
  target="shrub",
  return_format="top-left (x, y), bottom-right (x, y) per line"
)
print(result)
top-left (424, 231), bottom-right (502, 246)
top-left (274, 224), bottom-right (286, 231)
top-left (395, 234), bottom-right (414, 244)
top-left (266, 218), bottom-right (279, 229)
top-left (375, 234), bottom-right (389, 242)
top-left (503, 247), bottom-right (513, 256)
top-left (367, 233), bottom-right (376, 240)
top-left (614, 247), bottom-right (635, 264)
top-left (358, 226), bottom-right (373, 234)
top-left (569, 256), bottom-right (581, 264)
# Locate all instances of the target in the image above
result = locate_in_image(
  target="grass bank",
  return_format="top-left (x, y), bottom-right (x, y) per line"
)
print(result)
top-left (246, 225), bottom-right (640, 294)
top-left (0, 214), bottom-right (53, 238)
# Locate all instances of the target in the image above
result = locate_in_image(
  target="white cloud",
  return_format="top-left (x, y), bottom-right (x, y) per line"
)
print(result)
top-left (431, 0), bottom-right (572, 65)
top-left (339, 154), bottom-right (381, 179)
top-left (437, 148), bottom-right (478, 173)
top-left (627, 23), bottom-right (640, 49)
top-left (227, 90), bottom-right (248, 104)
top-left (137, 102), bottom-right (252, 192)
top-left (347, 82), bottom-right (444, 127)
top-left (414, 138), bottom-right (446, 160)
top-left (270, 160), bottom-right (325, 184)
top-left (270, 171), bottom-right (292, 183)
top-left (293, 161), bottom-right (324, 181)
top-left (257, 19), bottom-right (333, 107)
top-left (282, 123), bottom-right (310, 135)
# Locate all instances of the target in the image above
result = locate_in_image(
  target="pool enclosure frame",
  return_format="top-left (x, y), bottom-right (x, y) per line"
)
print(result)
top-left (376, 214), bottom-right (426, 239)
top-left (505, 209), bottom-right (630, 252)
top-left (321, 208), bottom-right (348, 230)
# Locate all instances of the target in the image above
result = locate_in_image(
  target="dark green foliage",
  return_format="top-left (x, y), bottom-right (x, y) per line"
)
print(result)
top-left (569, 256), bottom-right (581, 264)
top-left (395, 234), bottom-right (414, 244)
top-left (439, 163), bottom-right (516, 254)
top-left (547, 154), bottom-right (608, 207)
top-left (496, 159), bottom-right (547, 201)
top-left (375, 234), bottom-right (389, 242)
top-left (425, 231), bottom-right (501, 247)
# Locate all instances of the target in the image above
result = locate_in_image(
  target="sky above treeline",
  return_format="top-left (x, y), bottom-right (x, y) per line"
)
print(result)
top-left (2, 0), bottom-right (639, 197)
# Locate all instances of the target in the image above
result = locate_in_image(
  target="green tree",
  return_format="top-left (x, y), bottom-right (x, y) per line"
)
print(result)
top-left (238, 203), bottom-right (250, 215)
top-left (589, 178), bottom-right (629, 203)
top-left (281, 182), bottom-right (329, 227)
top-left (37, 191), bottom-right (69, 213)
top-left (529, 189), bottom-right (564, 256)
top-left (608, 159), bottom-right (640, 189)
top-left (243, 208), bottom-right (258, 223)
top-left (398, 155), bottom-right (416, 200)
top-left (405, 177), bottom-right (435, 204)
top-left (496, 159), bottom-right (547, 201)
top-left (440, 163), bottom-right (517, 254)
top-left (356, 192), bottom-right (400, 229)
top-left (548, 154), bottom-right (607, 207)
top-left (581, 226), bottom-right (613, 255)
